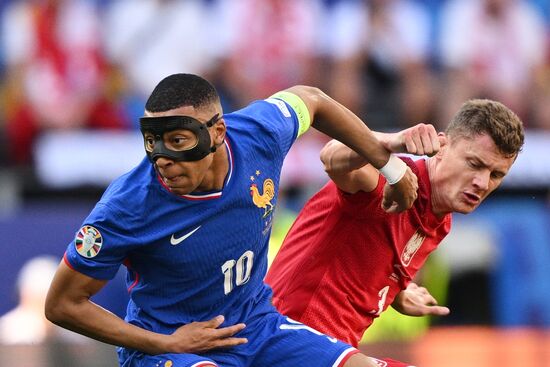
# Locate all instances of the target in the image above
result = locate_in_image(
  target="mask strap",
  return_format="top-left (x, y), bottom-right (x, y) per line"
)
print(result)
top-left (207, 113), bottom-right (222, 152)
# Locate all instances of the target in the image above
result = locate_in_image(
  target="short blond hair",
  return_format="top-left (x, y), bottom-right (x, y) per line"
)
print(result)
top-left (446, 99), bottom-right (524, 157)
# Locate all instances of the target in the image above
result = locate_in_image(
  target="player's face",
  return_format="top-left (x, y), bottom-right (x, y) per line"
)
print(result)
top-left (432, 133), bottom-right (516, 215)
top-left (144, 105), bottom-right (224, 195)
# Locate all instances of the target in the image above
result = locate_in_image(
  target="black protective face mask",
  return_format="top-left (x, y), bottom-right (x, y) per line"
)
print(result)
top-left (139, 114), bottom-right (220, 162)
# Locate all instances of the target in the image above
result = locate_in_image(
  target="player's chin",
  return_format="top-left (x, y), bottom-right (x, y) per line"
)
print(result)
top-left (169, 187), bottom-right (192, 195)
top-left (162, 175), bottom-right (196, 195)
top-left (169, 180), bottom-right (198, 195)
top-left (165, 181), bottom-right (195, 195)
top-left (455, 201), bottom-right (480, 214)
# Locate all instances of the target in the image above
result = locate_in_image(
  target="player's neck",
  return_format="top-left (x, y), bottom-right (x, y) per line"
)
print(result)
top-left (204, 142), bottom-right (229, 191)
top-left (426, 157), bottom-right (448, 219)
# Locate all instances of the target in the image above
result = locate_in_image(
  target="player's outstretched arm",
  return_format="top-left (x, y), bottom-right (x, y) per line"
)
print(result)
top-left (319, 123), bottom-right (444, 197)
top-left (45, 261), bottom-right (247, 354)
top-left (282, 85), bottom-right (417, 211)
top-left (391, 282), bottom-right (450, 317)
top-left (320, 139), bottom-right (381, 194)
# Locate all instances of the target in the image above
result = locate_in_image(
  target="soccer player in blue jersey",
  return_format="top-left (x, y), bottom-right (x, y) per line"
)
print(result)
top-left (45, 73), bottom-right (419, 367)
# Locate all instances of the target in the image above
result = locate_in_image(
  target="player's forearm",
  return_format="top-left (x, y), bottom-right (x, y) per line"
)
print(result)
top-left (309, 91), bottom-right (391, 169)
top-left (45, 299), bottom-right (168, 355)
top-left (320, 140), bottom-right (370, 175)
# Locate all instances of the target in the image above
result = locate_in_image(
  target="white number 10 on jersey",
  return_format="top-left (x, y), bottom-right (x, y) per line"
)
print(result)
top-left (221, 250), bottom-right (255, 295)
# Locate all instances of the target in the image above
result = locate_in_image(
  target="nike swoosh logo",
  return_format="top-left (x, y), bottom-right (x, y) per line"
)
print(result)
top-left (170, 226), bottom-right (201, 245)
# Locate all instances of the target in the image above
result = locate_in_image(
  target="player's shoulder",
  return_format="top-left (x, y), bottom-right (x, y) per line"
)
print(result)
top-left (225, 99), bottom-right (299, 153)
top-left (95, 158), bottom-right (155, 217)
top-left (229, 98), bottom-right (284, 120)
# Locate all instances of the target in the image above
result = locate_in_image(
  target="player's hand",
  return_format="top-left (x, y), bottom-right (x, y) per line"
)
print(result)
top-left (166, 315), bottom-right (247, 353)
top-left (382, 123), bottom-right (443, 157)
top-left (381, 167), bottom-right (418, 213)
top-left (372, 357), bottom-right (417, 367)
top-left (391, 283), bottom-right (450, 317)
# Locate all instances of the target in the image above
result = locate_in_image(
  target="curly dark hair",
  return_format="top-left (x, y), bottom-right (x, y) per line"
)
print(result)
top-left (145, 73), bottom-right (220, 113)
top-left (446, 99), bottom-right (524, 157)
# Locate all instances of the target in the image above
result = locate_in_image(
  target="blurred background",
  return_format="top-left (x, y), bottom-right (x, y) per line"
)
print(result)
top-left (0, 0), bottom-right (549, 366)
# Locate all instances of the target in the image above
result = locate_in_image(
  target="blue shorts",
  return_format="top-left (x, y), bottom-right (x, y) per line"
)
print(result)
top-left (118, 311), bottom-right (359, 367)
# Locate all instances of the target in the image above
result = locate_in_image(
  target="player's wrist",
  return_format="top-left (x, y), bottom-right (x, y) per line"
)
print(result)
top-left (379, 155), bottom-right (407, 185)
top-left (146, 332), bottom-right (174, 355)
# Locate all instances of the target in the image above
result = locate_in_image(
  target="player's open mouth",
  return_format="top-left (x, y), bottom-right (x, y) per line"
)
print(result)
top-left (463, 192), bottom-right (480, 204)
top-left (162, 175), bottom-right (183, 185)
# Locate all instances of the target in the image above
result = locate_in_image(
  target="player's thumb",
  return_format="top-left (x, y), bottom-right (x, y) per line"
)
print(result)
top-left (381, 185), bottom-right (395, 210)
top-left (381, 197), bottom-right (390, 210)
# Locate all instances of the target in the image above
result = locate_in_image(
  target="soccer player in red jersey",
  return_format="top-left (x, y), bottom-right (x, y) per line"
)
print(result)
top-left (266, 99), bottom-right (525, 366)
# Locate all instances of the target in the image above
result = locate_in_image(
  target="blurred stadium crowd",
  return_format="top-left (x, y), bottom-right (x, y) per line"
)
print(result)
top-left (0, 0), bottom-right (550, 169)
top-left (0, 1), bottom-right (549, 366)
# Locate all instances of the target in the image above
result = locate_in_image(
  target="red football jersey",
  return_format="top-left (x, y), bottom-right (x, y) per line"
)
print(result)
top-left (266, 158), bottom-right (451, 347)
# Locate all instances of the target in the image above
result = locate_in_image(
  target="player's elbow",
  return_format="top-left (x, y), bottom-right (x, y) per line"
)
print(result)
top-left (286, 85), bottom-right (323, 98)
top-left (283, 85), bottom-right (326, 113)
top-left (44, 294), bottom-right (72, 326)
top-left (44, 297), bottom-right (61, 325)
top-left (320, 150), bottom-right (330, 173)
top-left (320, 140), bottom-right (339, 174)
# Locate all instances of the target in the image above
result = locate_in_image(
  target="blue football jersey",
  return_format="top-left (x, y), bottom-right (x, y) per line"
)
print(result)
top-left (64, 98), bottom-right (300, 334)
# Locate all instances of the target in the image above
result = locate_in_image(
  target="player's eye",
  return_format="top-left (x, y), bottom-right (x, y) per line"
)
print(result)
top-left (467, 160), bottom-right (480, 169)
top-left (173, 137), bottom-right (187, 145)
top-left (144, 136), bottom-right (155, 152)
top-left (167, 134), bottom-right (198, 151)
top-left (491, 171), bottom-right (505, 180)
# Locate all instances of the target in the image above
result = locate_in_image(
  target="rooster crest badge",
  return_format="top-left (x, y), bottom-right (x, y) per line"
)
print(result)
top-left (250, 170), bottom-right (275, 218)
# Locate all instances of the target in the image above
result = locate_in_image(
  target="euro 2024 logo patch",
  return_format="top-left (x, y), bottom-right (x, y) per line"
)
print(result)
top-left (75, 225), bottom-right (103, 258)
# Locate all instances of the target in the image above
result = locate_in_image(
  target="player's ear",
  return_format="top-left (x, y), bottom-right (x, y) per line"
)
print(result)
top-left (435, 132), bottom-right (447, 158)
top-left (437, 132), bottom-right (447, 148)
top-left (212, 117), bottom-right (226, 146)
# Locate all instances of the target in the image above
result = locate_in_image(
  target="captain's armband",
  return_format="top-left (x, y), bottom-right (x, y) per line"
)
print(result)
top-left (269, 91), bottom-right (311, 137)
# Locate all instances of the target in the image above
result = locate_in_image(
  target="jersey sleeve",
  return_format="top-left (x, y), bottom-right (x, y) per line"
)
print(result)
top-left (64, 202), bottom-right (135, 280)
top-left (232, 92), bottom-right (310, 158)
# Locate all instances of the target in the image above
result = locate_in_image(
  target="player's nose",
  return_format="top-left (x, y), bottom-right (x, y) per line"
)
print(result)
top-left (155, 156), bottom-right (175, 169)
top-left (472, 171), bottom-right (490, 191)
